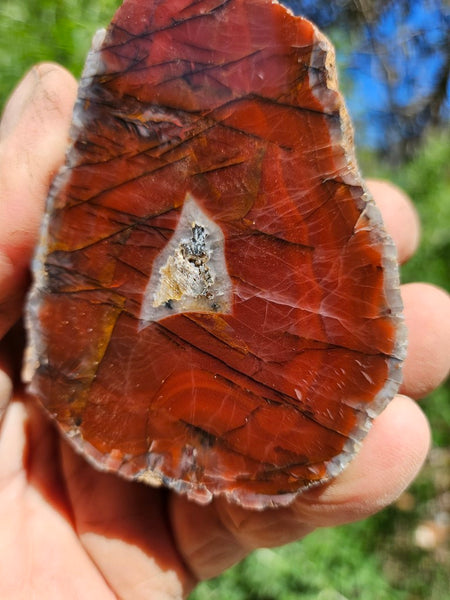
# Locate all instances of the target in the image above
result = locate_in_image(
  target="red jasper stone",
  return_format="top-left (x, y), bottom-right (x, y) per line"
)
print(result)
top-left (24, 0), bottom-right (406, 508)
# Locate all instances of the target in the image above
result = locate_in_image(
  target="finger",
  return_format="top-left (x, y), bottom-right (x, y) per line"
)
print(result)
top-left (170, 491), bottom-right (314, 580)
top-left (294, 394), bottom-right (430, 525)
top-left (0, 395), bottom-right (121, 599)
top-left (366, 179), bottom-right (420, 264)
top-left (400, 282), bottom-right (450, 398)
top-left (171, 394), bottom-right (430, 580)
top-left (170, 492), bottom-right (250, 580)
top-left (0, 63), bottom-right (77, 335)
top-left (60, 439), bottom-right (196, 599)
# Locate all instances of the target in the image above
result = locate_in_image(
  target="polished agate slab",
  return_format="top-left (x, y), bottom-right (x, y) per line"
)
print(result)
top-left (24, 0), bottom-right (406, 509)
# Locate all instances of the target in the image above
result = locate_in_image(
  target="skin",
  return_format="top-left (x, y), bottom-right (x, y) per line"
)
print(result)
top-left (0, 63), bottom-right (449, 600)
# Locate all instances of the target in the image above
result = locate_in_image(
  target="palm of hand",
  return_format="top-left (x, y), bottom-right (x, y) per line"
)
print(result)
top-left (1, 387), bottom-right (307, 599)
top-left (1, 394), bottom-right (195, 599)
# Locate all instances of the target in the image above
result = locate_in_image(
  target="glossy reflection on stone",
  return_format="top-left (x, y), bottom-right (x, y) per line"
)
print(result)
top-left (24, 0), bottom-right (406, 509)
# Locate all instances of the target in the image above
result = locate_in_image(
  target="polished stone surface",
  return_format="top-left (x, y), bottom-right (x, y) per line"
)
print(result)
top-left (24, 0), bottom-right (406, 508)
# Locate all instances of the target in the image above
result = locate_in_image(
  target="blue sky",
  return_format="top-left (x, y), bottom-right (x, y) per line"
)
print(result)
top-left (285, 0), bottom-right (449, 149)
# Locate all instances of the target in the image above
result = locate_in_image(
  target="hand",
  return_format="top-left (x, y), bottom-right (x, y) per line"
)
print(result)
top-left (0, 64), bottom-right (449, 600)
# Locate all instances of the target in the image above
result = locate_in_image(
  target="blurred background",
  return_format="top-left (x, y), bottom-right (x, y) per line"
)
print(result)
top-left (1, 1), bottom-right (448, 598)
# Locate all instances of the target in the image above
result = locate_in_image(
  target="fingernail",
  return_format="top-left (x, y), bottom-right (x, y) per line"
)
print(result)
top-left (0, 66), bottom-right (42, 140)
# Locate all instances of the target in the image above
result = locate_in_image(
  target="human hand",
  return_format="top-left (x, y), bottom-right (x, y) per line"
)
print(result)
top-left (0, 64), bottom-right (449, 600)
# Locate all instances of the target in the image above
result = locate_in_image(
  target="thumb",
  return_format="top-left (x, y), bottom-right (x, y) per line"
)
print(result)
top-left (0, 63), bottom-right (77, 337)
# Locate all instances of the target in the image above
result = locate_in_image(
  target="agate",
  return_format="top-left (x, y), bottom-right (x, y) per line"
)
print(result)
top-left (24, 0), bottom-right (406, 509)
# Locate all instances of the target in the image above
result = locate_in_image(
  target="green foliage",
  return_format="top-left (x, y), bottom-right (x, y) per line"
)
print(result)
top-left (362, 130), bottom-right (450, 291)
top-left (396, 132), bottom-right (450, 290)
top-left (0, 0), bottom-right (119, 111)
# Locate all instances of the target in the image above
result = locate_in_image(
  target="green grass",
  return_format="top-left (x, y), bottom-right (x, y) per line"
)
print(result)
top-left (191, 523), bottom-right (409, 600)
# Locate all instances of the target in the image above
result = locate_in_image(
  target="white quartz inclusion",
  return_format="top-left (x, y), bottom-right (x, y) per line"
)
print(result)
top-left (140, 194), bottom-right (232, 325)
